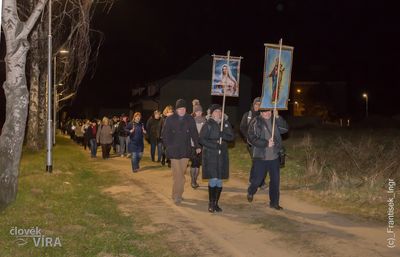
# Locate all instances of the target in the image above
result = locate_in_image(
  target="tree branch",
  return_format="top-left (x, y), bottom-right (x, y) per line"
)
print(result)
top-left (18, 0), bottom-right (48, 40)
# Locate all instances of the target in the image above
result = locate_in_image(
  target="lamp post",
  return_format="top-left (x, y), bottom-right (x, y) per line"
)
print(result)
top-left (362, 93), bottom-right (368, 118)
top-left (46, 0), bottom-right (53, 172)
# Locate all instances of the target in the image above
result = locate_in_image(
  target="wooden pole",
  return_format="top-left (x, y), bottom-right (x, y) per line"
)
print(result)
top-left (218, 50), bottom-right (230, 154)
top-left (271, 39), bottom-right (283, 140)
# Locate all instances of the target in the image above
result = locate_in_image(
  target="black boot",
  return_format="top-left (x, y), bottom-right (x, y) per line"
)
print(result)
top-left (161, 154), bottom-right (166, 166)
top-left (208, 186), bottom-right (216, 213)
top-left (190, 168), bottom-right (197, 188)
top-left (215, 187), bottom-right (223, 212)
top-left (191, 168), bottom-right (199, 189)
top-left (193, 168), bottom-right (200, 188)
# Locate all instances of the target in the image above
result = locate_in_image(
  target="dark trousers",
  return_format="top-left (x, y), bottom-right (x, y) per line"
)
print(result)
top-left (248, 158), bottom-right (280, 206)
top-left (89, 138), bottom-right (97, 157)
top-left (101, 143), bottom-right (111, 159)
top-left (150, 140), bottom-right (162, 161)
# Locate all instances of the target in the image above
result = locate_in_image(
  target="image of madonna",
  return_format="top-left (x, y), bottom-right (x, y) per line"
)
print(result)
top-left (215, 64), bottom-right (238, 97)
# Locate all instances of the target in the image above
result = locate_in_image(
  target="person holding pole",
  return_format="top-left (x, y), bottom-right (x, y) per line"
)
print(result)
top-left (246, 109), bottom-right (288, 209)
top-left (247, 39), bottom-right (289, 209)
top-left (200, 104), bottom-right (235, 213)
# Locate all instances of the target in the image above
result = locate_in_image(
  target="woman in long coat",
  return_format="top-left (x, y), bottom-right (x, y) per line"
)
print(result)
top-left (199, 104), bottom-right (234, 213)
top-left (126, 112), bottom-right (146, 172)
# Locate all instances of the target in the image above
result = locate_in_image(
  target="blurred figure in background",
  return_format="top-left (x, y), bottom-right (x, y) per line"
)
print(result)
top-left (146, 110), bottom-right (162, 162)
top-left (127, 112), bottom-right (146, 172)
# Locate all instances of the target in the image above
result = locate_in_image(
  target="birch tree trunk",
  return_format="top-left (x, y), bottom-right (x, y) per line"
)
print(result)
top-left (37, 72), bottom-right (47, 149)
top-left (26, 27), bottom-right (41, 151)
top-left (0, 0), bottom-right (48, 210)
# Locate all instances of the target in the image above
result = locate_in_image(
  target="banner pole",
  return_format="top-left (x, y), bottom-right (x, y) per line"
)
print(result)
top-left (219, 50), bottom-right (230, 154)
top-left (271, 39), bottom-right (283, 140)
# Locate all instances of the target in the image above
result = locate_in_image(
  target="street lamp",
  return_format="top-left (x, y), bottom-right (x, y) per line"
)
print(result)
top-left (362, 93), bottom-right (368, 118)
top-left (296, 89), bottom-right (301, 93)
top-left (46, 0), bottom-right (53, 172)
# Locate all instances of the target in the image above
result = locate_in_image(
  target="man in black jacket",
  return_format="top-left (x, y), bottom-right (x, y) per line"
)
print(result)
top-left (162, 99), bottom-right (201, 204)
top-left (239, 97), bottom-right (267, 190)
top-left (117, 114), bottom-right (129, 157)
top-left (247, 109), bottom-right (289, 210)
top-left (146, 110), bottom-right (162, 162)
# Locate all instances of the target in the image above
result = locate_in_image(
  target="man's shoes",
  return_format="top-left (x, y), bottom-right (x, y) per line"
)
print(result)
top-left (270, 204), bottom-right (283, 210)
top-left (247, 194), bottom-right (253, 203)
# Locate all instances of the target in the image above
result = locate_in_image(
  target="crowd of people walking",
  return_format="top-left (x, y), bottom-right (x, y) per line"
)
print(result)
top-left (64, 97), bottom-right (288, 212)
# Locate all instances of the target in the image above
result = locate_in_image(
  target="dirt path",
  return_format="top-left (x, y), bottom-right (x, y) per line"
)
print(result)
top-left (91, 151), bottom-right (398, 257)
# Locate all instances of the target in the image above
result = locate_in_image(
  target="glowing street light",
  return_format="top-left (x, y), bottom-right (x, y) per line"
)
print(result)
top-left (362, 93), bottom-right (368, 118)
top-left (59, 49), bottom-right (69, 54)
top-left (296, 89), bottom-right (301, 93)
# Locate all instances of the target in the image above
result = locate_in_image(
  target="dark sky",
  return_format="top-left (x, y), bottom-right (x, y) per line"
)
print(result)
top-left (1, 0), bottom-right (399, 122)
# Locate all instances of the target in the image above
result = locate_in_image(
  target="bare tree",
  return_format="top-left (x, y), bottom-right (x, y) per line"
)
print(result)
top-left (0, 0), bottom-right (48, 210)
top-left (25, 0), bottom-right (112, 150)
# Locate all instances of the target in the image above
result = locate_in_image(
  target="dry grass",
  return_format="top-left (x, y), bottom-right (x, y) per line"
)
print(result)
top-left (230, 127), bottom-right (400, 221)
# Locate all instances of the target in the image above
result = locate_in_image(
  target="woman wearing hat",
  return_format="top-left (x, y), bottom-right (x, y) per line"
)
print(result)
top-left (190, 102), bottom-right (206, 188)
top-left (199, 104), bottom-right (235, 212)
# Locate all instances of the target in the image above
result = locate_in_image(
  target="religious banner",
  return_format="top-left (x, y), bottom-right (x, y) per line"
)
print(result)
top-left (260, 43), bottom-right (294, 110)
top-left (211, 55), bottom-right (241, 97)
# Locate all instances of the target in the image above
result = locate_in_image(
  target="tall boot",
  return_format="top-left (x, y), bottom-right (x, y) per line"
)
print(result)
top-left (161, 153), bottom-right (166, 166)
top-left (215, 187), bottom-right (223, 212)
top-left (190, 168), bottom-right (197, 188)
top-left (208, 186), bottom-right (216, 213)
top-left (193, 168), bottom-right (200, 188)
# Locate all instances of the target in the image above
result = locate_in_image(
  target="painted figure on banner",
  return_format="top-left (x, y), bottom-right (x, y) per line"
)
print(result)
top-left (269, 58), bottom-right (285, 103)
top-left (216, 64), bottom-right (238, 96)
top-left (211, 55), bottom-right (241, 97)
top-left (260, 44), bottom-right (294, 110)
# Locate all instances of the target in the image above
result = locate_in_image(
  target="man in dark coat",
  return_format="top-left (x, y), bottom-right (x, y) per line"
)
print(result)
top-left (199, 104), bottom-right (235, 212)
top-left (239, 97), bottom-right (267, 189)
top-left (247, 109), bottom-right (289, 210)
top-left (146, 110), bottom-right (162, 162)
top-left (161, 99), bottom-right (201, 204)
top-left (117, 114), bottom-right (130, 157)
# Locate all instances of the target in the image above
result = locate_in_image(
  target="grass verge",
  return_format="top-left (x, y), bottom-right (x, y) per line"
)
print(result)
top-left (0, 136), bottom-right (177, 257)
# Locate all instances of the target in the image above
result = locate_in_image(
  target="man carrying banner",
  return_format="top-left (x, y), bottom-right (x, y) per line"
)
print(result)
top-left (246, 109), bottom-right (288, 210)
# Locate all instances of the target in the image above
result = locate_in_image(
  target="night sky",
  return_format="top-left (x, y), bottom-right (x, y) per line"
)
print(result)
top-left (1, 0), bottom-right (399, 123)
